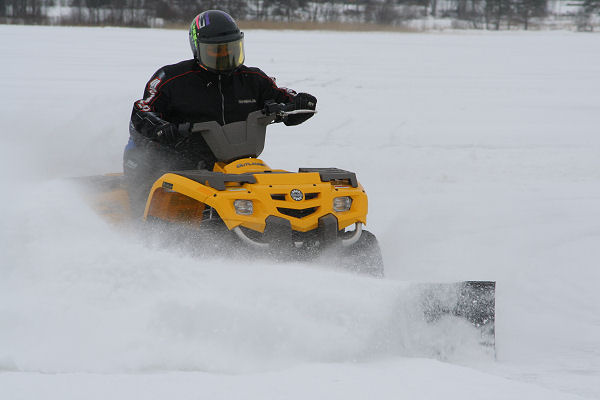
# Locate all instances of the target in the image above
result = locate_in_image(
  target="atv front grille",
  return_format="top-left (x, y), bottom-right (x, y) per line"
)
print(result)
top-left (277, 207), bottom-right (318, 219)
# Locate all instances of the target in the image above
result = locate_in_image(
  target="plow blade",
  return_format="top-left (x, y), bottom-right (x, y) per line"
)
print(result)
top-left (417, 281), bottom-right (496, 349)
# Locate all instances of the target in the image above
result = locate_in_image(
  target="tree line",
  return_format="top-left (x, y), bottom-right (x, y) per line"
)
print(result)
top-left (1, 0), bottom-right (599, 30)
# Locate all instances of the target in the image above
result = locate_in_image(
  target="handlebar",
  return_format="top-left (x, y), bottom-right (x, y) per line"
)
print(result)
top-left (175, 100), bottom-right (317, 142)
top-left (262, 100), bottom-right (317, 121)
top-left (172, 101), bottom-right (318, 158)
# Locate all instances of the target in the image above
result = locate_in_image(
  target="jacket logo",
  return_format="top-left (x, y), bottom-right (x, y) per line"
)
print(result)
top-left (135, 77), bottom-right (162, 112)
top-left (238, 99), bottom-right (257, 104)
top-left (125, 160), bottom-right (138, 169)
top-left (148, 78), bottom-right (161, 91)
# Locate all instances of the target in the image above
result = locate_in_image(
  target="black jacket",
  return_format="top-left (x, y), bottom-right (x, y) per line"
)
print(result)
top-left (130, 60), bottom-right (311, 163)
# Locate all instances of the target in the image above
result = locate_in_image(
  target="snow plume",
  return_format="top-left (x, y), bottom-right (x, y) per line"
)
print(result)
top-left (0, 179), bottom-right (489, 374)
top-left (0, 25), bottom-right (487, 375)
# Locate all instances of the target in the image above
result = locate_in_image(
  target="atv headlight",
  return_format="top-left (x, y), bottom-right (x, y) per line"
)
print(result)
top-left (333, 196), bottom-right (352, 212)
top-left (234, 199), bottom-right (253, 215)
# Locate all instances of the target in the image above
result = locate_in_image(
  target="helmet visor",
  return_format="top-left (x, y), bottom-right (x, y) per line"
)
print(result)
top-left (198, 39), bottom-right (244, 72)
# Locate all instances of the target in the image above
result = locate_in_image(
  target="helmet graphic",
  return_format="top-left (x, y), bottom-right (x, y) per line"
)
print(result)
top-left (189, 10), bottom-right (245, 73)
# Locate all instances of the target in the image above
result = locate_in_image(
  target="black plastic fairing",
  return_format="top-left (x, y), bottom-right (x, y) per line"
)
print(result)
top-left (189, 110), bottom-right (275, 163)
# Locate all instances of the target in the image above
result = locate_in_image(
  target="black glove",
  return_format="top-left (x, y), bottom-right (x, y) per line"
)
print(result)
top-left (152, 122), bottom-right (180, 145)
top-left (293, 92), bottom-right (317, 111)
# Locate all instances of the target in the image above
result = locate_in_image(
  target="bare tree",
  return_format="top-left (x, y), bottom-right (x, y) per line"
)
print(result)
top-left (455, 0), bottom-right (486, 28)
top-left (485, 0), bottom-right (515, 29)
top-left (3, 0), bottom-right (47, 22)
top-left (365, 0), bottom-right (401, 24)
top-left (1, 0), bottom-right (595, 31)
top-left (575, 0), bottom-right (600, 30)
top-left (514, 0), bottom-right (546, 29)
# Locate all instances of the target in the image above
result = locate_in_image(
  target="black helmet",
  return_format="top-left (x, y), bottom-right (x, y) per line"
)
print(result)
top-left (189, 10), bottom-right (245, 73)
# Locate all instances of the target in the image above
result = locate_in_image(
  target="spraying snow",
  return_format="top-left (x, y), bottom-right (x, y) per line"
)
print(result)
top-left (0, 179), bottom-right (488, 374)
top-left (1, 25), bottom-right (600, 399)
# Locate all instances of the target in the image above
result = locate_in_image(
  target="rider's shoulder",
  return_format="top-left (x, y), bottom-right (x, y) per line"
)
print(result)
top-left (235, 65), bottom-right (273, 81)
top-left (153, 59), bottom-right (199, 78)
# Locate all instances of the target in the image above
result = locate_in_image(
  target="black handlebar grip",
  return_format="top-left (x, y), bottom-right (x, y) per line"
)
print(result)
top-left (177, 122), bottom-right (192, 138)
top-left (263, 100), bottom-right (296, 115)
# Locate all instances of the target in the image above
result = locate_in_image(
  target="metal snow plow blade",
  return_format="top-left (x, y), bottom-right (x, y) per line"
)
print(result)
top-left (417, 281), bottom-right (496, 349)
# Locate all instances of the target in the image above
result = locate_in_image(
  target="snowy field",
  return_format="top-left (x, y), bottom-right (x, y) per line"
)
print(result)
top-left (1, 25), bottom-right (600, 399)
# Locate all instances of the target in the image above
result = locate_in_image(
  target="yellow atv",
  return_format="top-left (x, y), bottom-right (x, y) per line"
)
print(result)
top-left (80, 103), bottom-right (496, 349)
top-left (82, 103), bottom-right (384, 275)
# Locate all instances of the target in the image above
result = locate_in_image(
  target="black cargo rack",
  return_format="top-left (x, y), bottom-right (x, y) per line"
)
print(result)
top-left (170, 170), bottom-right (257, 191)
top-left (298, 168), bottom-right (358, 188)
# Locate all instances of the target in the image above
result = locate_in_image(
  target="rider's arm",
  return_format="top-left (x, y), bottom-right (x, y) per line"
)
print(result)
top-left (256, 70), bottom-right (316, 126)
top-left (130, 69), bottom-right (173, 139)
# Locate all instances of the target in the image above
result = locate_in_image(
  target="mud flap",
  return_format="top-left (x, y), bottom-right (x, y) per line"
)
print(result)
top-left (318, 214), bottom-right (339, 247)
top-left (263, 216), bottom-right (294, 258)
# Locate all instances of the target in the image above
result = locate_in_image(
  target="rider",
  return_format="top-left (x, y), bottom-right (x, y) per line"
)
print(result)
top-left (124, 9), bottom-right (317, 215)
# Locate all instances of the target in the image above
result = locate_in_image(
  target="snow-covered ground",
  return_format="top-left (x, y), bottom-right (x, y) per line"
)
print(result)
top-left (1, 25), bottom-right (599, 399)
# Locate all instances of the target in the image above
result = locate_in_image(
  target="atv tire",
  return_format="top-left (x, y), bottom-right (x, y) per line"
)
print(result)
top-left (339, 230), bottom-right (384, 277)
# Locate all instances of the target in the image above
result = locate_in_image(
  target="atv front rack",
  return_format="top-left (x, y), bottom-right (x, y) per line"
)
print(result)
top-left (172, 170), bottom-right (258, 191)
top-left (298, 168), bottom-right (358, 188)
top-left (172, 168), bottom-right (359, 191)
